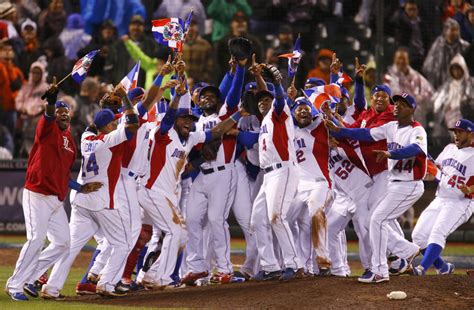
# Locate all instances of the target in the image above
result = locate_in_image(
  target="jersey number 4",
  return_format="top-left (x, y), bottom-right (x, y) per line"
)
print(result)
top-left (82, 153), bottom-right (99, 177)
top-left (394, 159), bottom-right (413, 173)
top-left (447, 175), bottom-right (465, 188)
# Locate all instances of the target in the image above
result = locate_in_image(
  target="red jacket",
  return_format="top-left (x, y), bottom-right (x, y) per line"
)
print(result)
top-left (0, 61), bottom-right (25, 112)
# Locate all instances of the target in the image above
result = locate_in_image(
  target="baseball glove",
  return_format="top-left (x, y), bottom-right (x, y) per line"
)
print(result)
top-left (228, 37), bottom-right (252, 61)
top-left (242, 91), bottom-right (260, 116)
top-left (262, 63), bottom-right (283, 83)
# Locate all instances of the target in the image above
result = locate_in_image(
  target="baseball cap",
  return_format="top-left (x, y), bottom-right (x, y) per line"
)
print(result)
top-left (232, 11), bottom-right (248, 22)
top-left (245, 82), bottom-right (257, 92)
top-left (176, 108), bottom-right (199, 121)
top-left (67, 13), bottom-right (84, 30)
top-left (292, 97), bottom-right (318, 117)
top-left (305, 78), bottom-right (326, 87)
top-left (55, 101), bottom-right (69, 110)
top-left (21, 18), bottom-right (37, 32)
top-left (127, 87), bottom-right (145, 101)
top-left (94, 109), bottom-right (120, 129)
top-left (371, 84), bottom-right (394, 103)
top-left (255, 90), bottom-right (274, 102)
top-left (199, 85), bottom-right (221, 100)
top-left (448, 119), bottom-right (474, 132)
top-left (192, 82), bottom-right (209, 93)
top-left (130, 15), bottom-right (144, 25)
top-left (393, 93), bottom-right (416, 110)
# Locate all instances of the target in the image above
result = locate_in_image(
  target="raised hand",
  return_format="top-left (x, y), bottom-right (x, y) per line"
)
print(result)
top-left (175, 76), bottom-right (187, 96)
top-left (287, 78), bottom-right (297, 100)
top-left (323, 118), bottom-right (341, 132)
top-left (173, 53), bottom-right (186, 76)
top-left (160, 79), bottom-right (179, 91)
top-left (372, 150), bottom-right (391, 162)
top-left (355, 57), bottom-right (367, 78)
top-left (229, 56), bottom-right (237, 74)
top-left (160, 55), bottom-right (174, 76)
top-left (113, 83), bottom-right (127, 98)
top-left (249, 54), bottom-right (264, 77)
top-left (330, 52), bottom-right (342, 74)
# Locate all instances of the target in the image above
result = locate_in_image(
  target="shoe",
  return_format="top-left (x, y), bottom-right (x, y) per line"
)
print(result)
top-left (181, 271), bottom-right (209, 286)
top-left (279, 268), bottom-right (296, 282)
top-left (233, 271), bottom-right (251, 280)
top-left (357, 271), bottom-right (389, 283)
top-left (162, 281), bottom-right (185, 290)
top-left (23, 283), bottom-right (38, 298)
top-left (40, 290), bottom-right (66, 301)
top-left (411, 265), bottom-right (426, 276)
top-left (318, 268), bottom-right (331, 277)
top-left (389, 258), bottom-right (410, 276)
top-left (251, 270), bottom-right (282, 282)
top-left (210, 272), bottom-right (232, 284)
top-left (34, 272), bottom-right (48, 291)
top-left (115, 281), bottom-right (131, 294)
top-left (437, 263), bottom-right (455, 275)
top-left (9, 292), bottom-right (28, 301)
top-left (130, 282), bottom-right (146, 291)
top-left (406, 249), bottom-right (420, 266)
top-left (295, 268), bottom-right (309, 279)
top-left (96, 287), bottom-right (127, 297)
top-left (75, 282), bottom-right (97, 295)
top-left (87, 273), bottom-right (99, 285)
top-left (361, 269), bottom-right (371, 277)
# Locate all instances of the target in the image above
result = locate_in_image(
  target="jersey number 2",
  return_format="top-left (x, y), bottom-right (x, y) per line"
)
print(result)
top-left (82, 153), bottom-right (99, 177)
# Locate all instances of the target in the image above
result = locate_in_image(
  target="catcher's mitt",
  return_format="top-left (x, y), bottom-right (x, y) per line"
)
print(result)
top-left (262, 63), bottom-right (283, 83)
top-left (228, 37), bottom-right (252, 61)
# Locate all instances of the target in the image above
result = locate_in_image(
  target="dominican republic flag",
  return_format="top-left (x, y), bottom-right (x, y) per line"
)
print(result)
top-left (152, 18), bottom-right (186, 52)
top-left (278, 35), bottom-right (302, 79)
top-left (120, 61), bottom-right (140, 92)
top-left (336, 71), bottom-right (353, 85)
top-left (71, 49), bottom-right (99, 83)
top-left (184, 10), bottom-right (193, 38)
top-left (304, 83), bottom-right (342, 110)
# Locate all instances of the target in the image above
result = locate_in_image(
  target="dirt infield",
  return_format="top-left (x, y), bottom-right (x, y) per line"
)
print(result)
top-left (69, 275), bottom-right (474, 309)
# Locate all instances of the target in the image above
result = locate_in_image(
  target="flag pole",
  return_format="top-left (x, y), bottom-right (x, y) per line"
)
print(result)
top-left (56, 72), bottom-right (72, 86)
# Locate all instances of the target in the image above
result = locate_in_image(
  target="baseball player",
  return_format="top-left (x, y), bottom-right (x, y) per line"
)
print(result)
top-left (326, 93), bottom-right (427, 283)
top-left (248, 64), bottom-right (302, 282)
top-left (40, 90), bottom-right (139, 298)
top-left (6, 80), bottom-right (100, 301)
top-left (289, 97), bottom-right (332, 275)
top-left (411, 119), bottom-right (474, 275)
top-left (183, 58), bottom-right (246, 285)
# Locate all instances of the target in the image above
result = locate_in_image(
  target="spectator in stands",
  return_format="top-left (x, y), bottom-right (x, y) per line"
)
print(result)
top-left (72, 77), bottom-right (101, 142)
top-left (214, 11), bottom-right (264, 81)
top-left (78, 20), bottom-right (117, 78)
top-left (17, 18), bottom-right (42, 77)
top-left (13, 0), bottom-right (41, 21)
top-left (417, 0), bottom-right (444, 49)
top-left (443, 0), bottom-right (471, 21)
top-left (104, 15), bottom-right (163, 87)
top-left (15, 60), bottom-right (49, 156)
top-left (432, 53), bottom-right (474, 146)
top-left (0, 2), bottom-right (18, 39)
top-left (307, 48), bottom-right (334, 85)
top-left (207, 0), bottom-right (252, 42)
top-left (454, 7), bottom-right (474, 42)
top-left (59, 13), bottom-right (92, 61)
top-left (0, 124), bottom-right (13, 160)
top-left (390, 0), bottom-right (426, 71)
top-left (422, 18), bottom-right (470, 90)
top-left (42, 38), bottom-right (74, 95)
top-left (0, 40), bottom-right (25, 139)
top-left (182, 19), bottom-right (213, 83)
top-left (153, 0), bottom-right (207, 36)
top-left (38, 0), bottom-right (67, 40)
top-left (384, 48), bottom-right (434, 126)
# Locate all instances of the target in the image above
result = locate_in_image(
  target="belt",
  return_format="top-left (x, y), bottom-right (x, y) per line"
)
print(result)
top-left (128, 171), bottom-right (142, 180)
top-left (263, 163), bottom-right (282, 174)
top-left (201, 165), bottom-right (227, 175)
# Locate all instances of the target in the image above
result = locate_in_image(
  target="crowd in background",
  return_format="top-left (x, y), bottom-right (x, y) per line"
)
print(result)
top-left (0, 0), bottom-right (473, 160)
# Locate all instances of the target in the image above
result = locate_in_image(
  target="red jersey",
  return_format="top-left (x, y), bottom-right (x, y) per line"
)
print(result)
top-left (347, 105), bottom-right (396, 176)
top-left (24, 115), bottom-right (77, 201)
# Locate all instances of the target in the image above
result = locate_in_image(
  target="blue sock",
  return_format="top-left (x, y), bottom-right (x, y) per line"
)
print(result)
top-left (80, 249), bottom-right (101, 284)
top-left (420, 243), bottom-right (443, 271)
top-left (136, 246), bottom-right (148, 276)
top-left (170, 251), bottom-right (183, 281)
top-left (433, 256), bottom-right (446, 270)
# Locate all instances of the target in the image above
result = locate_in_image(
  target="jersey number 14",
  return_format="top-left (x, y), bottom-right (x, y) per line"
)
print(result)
top-left (82, 153), bottom-right (99, 177)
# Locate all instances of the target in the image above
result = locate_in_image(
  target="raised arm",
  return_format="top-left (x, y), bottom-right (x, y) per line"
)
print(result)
top-left (330, 52), bottom-right (342, 84)
top-left (248, 54), bottom-right (267, 91)
top-left (353, 57), bottom-right (367, 110)
top-left (225, 58), bottom-right (247, 109)
top-left (159, 78), bottom-right (187, 135)
top-left (219, 57), bottom-right (236, 100)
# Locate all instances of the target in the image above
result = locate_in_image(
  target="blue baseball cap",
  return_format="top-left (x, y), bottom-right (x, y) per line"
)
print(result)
top-left (371, 84), bottom-right (392, 97)
top-left (192, 82), bottom-right (209, 93)
top-left (176, 108), bottom-right (199, 121)
top-left (127, 87), bottom-right (145, 101)
top-left (291, 97), bottom-right (318, 117)
top-left (393, 93), bottom-right (417, 110)
top-left (305, 78), bottom-right (326, 87)
top-left (245, 82), bottom-right (257, 92)
top-left (448, 119), bottom-right (474, 132)
top-left (55, 101), bottom-right (69, 109)
top-left (199, 85), bottom-right (221, 100)
top-left (94, 109), bottom-right (119, 129)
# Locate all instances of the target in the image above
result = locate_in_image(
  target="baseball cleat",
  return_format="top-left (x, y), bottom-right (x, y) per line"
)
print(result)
top-left (411, 265), bottom-right (426, 276)
top-left (87, 273), bottom-right (99, 285)
top-left (251, 270), bottom-right (282, 282)
top-left (96, 288), bottom-right (127, 297)
top-left (40, 290), bottom-right (66, 301)
top-left (279, 268), bottom-right (296, 282)
top-left (181, 271), bottom-right (209, 286)
top-left (233, 271), bottom-right (251, 280)
top-left (115, 281), bottom-right (131, 294)
top-left (357, 271), bottom-right (389, 283)
top-left (361, 269), bottom-right (371, 277)
top-left (389, 258), bottom-right (411, 276)
top-left (75, 282), bottom-right (97, 295)
top-left (210, 272), bottom-right (232, 284)
top-left (295, 268), bottom-right (309, 279)
top-left (437, 263), bottom-right (455, 275)
top-left (9, 292), bottom-right (29, 301)
top-left (318, 268), bottom-right (332, 277)
top-left (406, 249), bottom-right (421, 266)
top-left (23, 283), bottom-right (38, 298)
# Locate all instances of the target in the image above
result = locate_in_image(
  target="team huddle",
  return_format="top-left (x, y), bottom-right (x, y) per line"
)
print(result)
top-left (5, 39), bottom-right (474, 301)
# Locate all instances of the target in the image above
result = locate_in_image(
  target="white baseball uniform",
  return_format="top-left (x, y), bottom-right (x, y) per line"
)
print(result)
top-left (140, 124), bottom-right (207, 286)
top-left (251, 102), bottom-right (302, 272)
top-left (289, 116), bottom-right (332, 272)
top-left (412, 143), bottom-right (474, 249)
top-left (186, 103), bottom-right (238, 274)
top-left (365, 120), bottom-right (427, 277)
top-left (44, 126), bottom-right (132, 295)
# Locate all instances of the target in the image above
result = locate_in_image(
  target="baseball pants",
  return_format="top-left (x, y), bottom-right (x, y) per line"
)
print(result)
top-left (370, 180), bottom-right (424, 277)
top-left (252, 165), bottom-right (301, 271)
top-left (412, 197), bottom-right (473, 249)
top-left (231, 160), bottom-right (259, 275)
top-left (44, 205), bottom-right (131, 295)
top-left (186, 166), bottom-right (237, 274)
top-left (7, 189), bottom-right (70, 294)
top-left (139, 188), bottom-right (186, 286)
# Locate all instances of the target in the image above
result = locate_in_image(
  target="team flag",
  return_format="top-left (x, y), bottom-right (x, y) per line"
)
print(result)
top-left (278, 35), bottom-right (302, 79)
top-left (152, 18), bottom-right (186, 52)
top-left (336, 71), bottom-right (353, 84)
top-left (71, 49), bottom-right (99, 83)
top-left (120, 61), bottom-right (140, 92)
top-left (184, 10), bottom-right (193, 38)
top-left (304, 83), bottom-right (342, 110)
